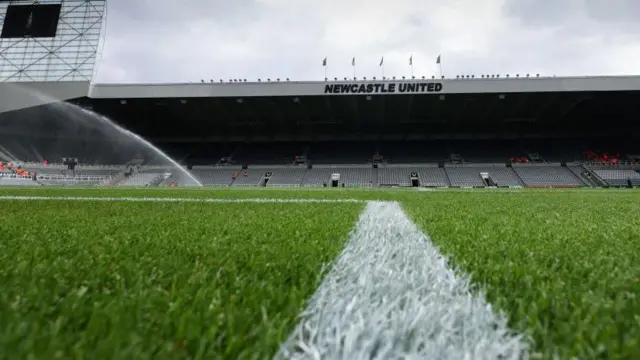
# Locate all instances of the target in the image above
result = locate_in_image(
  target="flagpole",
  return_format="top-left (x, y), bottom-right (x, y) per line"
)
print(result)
top-left (409, 55), bottom-right (414, 79)
top-left (322, 57), bottom-right (328, 80)
top-left (434, 54), bottom-right (444, 78)
top-left (381, 64), bottom-right (385, 80)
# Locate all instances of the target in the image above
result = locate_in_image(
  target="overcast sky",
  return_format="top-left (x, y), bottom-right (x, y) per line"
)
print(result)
top-left (95, 0), bottom-right (640, 83)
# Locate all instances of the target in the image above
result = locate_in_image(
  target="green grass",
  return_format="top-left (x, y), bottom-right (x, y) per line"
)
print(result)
top-left (0, 197), bottom-right (363, 359)
top-left (403, 192), bottom-right (640, 360)
top-left (1, 187), bottom-right (639, 359)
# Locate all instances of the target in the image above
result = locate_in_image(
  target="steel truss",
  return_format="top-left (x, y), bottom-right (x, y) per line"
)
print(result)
top-left (0, 0), bottom-right (106, 82)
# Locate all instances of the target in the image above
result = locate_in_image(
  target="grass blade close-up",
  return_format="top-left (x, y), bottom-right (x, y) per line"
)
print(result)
top-left (403, 192), bottom-right (640, 359)
top-left (0, 197), bottom-right (362, 359)
top-left (0, 188), bottom-right (638, 359)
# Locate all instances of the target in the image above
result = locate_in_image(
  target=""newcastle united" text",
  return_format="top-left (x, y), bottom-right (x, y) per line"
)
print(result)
top-left (324, 82), bottom-right (443, 95)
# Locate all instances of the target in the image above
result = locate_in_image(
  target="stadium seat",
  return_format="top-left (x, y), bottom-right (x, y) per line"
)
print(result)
top-left (265, 167), bottom-right (307, 187)
top-left (302, 167), bottom-right (372, 187)
top-left (513, 166), bottom-right (584, 187)
top-left (190, 168), bottom-right (241, 186)
top-left (591, 169), bottom-right (640, 187)
top-left (119, 172), bottom-right (163, 186)
top-left (378, 166), bottom-right (449, 187)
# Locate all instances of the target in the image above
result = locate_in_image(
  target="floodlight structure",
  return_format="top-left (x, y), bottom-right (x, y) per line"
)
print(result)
top-left (0, 0), bottom-right (107, 82)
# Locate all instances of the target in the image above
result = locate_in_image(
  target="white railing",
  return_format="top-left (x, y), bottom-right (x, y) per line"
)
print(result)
top-left (0, 174), bottom-right (32, 180)
top-left (34, 174), bottom-right (112, 186)
top-left (37, 174), bottom-right (110, 181)
top-left (0, 174), bottom-right (39, 186)
top-left (266, 184), bottom-right (302, 187)
top-left (584, 161), bottom-right (639, 169)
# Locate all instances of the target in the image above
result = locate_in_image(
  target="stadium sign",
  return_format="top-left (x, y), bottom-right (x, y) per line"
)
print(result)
top-left (324, 82), bottom-right (443, 95)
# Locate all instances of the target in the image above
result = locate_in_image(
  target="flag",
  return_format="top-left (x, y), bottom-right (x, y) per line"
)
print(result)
top-left (436, 54), bottom-right (441, 64)
top-left (322, 57), bottom-right (327, 66)
top-left (352, 57), bottom-right (355, 66)
top-left (409, 55), bottom-right (412, 66)
top-left (379, 57), bottom-right (384, 66)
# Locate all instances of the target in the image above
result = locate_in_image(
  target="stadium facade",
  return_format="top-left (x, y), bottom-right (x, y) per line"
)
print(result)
top-left (0, 0), bottom-right (639, 188)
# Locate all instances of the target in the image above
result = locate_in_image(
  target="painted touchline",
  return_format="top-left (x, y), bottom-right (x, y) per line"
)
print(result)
top-left (0, 196), bottom-right (366, 203)
top-left (277, 201), bottom-right (529, 360)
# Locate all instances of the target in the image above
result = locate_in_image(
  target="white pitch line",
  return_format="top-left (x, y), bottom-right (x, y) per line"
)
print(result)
top-left (277, 201), bottom-right (529, 360)
top-left (0, 196), bottom-right (365, 203)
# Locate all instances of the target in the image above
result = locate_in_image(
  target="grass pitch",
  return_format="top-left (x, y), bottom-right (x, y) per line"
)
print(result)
top-left (0, 194), bottom-right (362, 359)
top-left (0, 187), bottom-right (639, 359)
top-left (402, 192), bottom-right (640, 360)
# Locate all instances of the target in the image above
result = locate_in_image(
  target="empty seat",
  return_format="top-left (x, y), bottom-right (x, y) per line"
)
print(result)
top-left (266, 167), bottom-right (307, 187)
top-left (514, 166), bottom-right (583, 187)
top-left (592, 169), bottom-right (640, 186)
top-left (75, 168), bottom-right (119, 176)
top-left (191, 168), bottom-right (239, 186)
top-left (378, 168), bottom-right (412, 186)
top-left (378, 167), bottom-right (448, 187)
top-left (481, 167), bottom-right (524, 187)
top-left (301, 168), bottom-right (334, 187)
top-left (231, 170), bottom-right (264, 187)
top-left (119, 173), bottom-right (162, 186)
top-left (301, 167), bottom-right (372, 187)
top-left (446, 167), bottom-right (485, 187)
top-left (445, 166), bottom-right (524, 187)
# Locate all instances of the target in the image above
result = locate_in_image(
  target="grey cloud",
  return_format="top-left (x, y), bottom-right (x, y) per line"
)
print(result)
top-left (502, 0), bottom-right (581, 28)
top-left (95, 0), bottom-right (640, 83)
top-left (114, 0), bottom-right (263, 24)
top-left (584, 0), bottom-right (640, 25)
top-left (503, 0), bottom-right (640, 33)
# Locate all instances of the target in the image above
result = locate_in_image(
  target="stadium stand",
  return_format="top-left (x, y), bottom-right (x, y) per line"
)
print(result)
top-left (446, 167), bottom-right (486, 187)
top-left (379, 141), bottom-right (447, 163)
top-left (0, 174), bottom-right (38, 186)
top-left (590, 169), bottom-right (640, 187)
top-left (3, 158), bottom-right (638, 188)
top-left (38, 174), bottom-right (109, 186)
top-left (119, 172), bottom-right (163, 186)
top-left (146, 138), bottom-right (638, 170)
top-left (165, 143), bottom-right (237, 166)
top-left (0, 0), bottom-right (637, 190)
top-left (232, 143), bottom-right (305, 165)
top-left (567, 166), bottom-right (599, 187)
top-left (445, 165), bottom-right (526, 188)
top-left (307, 143), bottom-right (375, 164)
top-left (301, 166), bottom-right (373, 187)
top-left (377, 165), bottom-right (449, 187)
top-left (479, 166), bottom-right (525, 187)
top-left (301, 167), bottom-right (339, 187)
top-left (513, 165), bottom-right (585, 187)
top-left (189, 167), bottom-right (240, 186)
top-left (231, 169), bottom-right (264, 187)
top-left (377, 167), bottom-right (413, 187)
top-left (448, 140), bottom-right (524, 164)
top-left (2, 70), bottom-right (639, 188)
top-left (265, 167), bottom-right (307, 187)
top-left (415, 167), bottom-right (450, 187)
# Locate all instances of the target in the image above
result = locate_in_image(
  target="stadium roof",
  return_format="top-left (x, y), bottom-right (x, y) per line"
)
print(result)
top-left (2, 74), bottom-right (640, 142)
top-left (89, 75), bottom-right (640, 99)
top-left (2, 74), bottom-right (640, 116)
